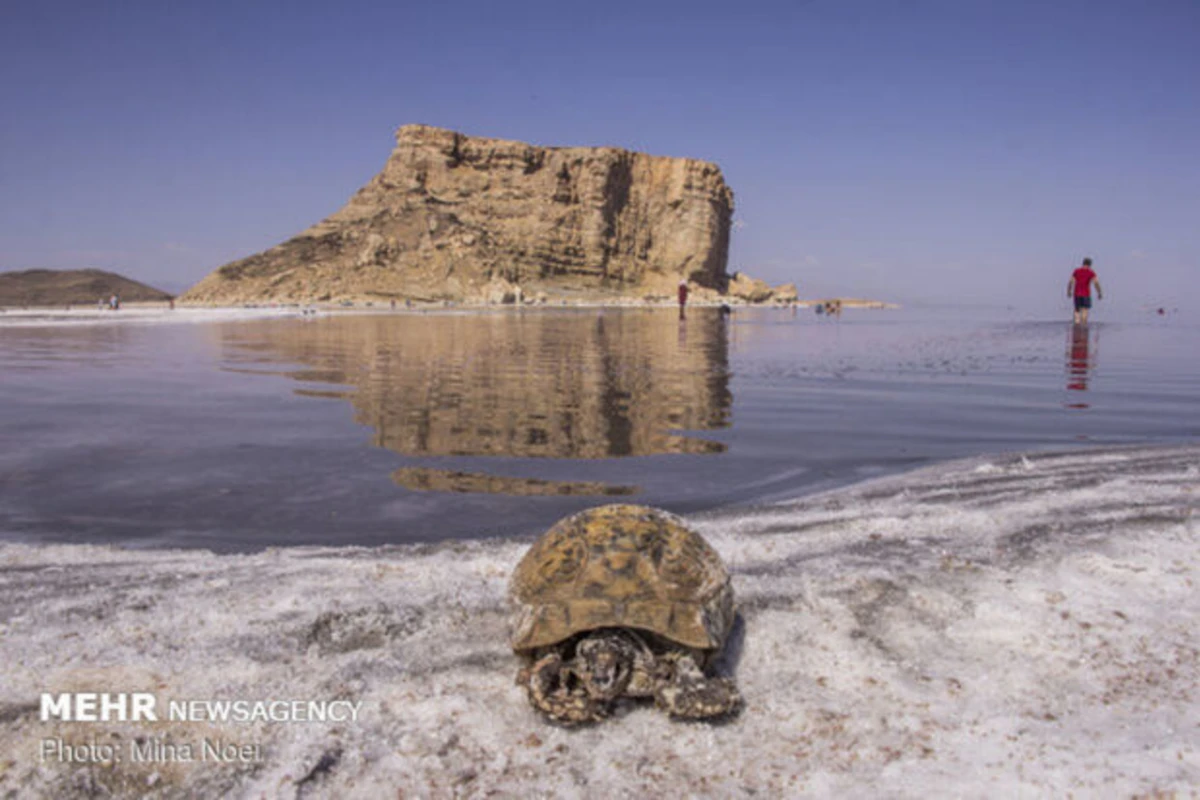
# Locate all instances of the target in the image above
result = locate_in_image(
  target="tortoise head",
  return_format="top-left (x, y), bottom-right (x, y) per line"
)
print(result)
top-left (576, 630), bottom-right (640, 701)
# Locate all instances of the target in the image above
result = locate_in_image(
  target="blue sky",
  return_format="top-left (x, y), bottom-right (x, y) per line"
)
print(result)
top-left (1, 1), bottom-right (1196, 311)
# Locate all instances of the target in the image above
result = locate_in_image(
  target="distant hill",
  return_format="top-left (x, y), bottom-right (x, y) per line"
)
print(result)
top-left (0, 269), bottom-right (172, 306)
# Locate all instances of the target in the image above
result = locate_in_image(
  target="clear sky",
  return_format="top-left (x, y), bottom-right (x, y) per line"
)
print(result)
top-left (2, 0), bottom-right (1196, 311)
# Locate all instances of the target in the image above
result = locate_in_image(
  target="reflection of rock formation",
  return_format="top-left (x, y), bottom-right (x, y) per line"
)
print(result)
top-left (390, 468), bottom-right (636, 497)
top-left (223, 310), bottom-right (731, 462)
top-left (183, 125), bottom-right (734, 305)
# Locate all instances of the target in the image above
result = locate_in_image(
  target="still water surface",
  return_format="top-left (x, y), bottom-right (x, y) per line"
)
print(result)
top-left (1, 307), bottom-right (1196, 550)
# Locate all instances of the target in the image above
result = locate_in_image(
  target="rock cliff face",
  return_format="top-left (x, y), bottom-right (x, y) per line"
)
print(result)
top-left (182, 125), bottom-right (735, 304)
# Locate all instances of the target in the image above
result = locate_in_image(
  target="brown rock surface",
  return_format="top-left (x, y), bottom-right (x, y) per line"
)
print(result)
top-left (727, 271), bottom-right (774, 303)
top-left (182, 125), bottom-right (735, 305)
top-left (771, 282), bottom-right (799, 303)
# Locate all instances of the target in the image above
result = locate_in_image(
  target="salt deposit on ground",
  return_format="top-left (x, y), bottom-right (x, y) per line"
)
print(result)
top-left (0, 306), bottom-right (321, 328)
top-left (0, 443), bottom-right (1196, 798)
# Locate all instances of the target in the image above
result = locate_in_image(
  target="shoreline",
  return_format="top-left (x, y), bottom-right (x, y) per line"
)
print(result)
top-left (0, 297), bottom-right (900, 325)
top-left (0, 300), bottom-right (901, 332)
top-left (0, 439), bottom-right (1192, 558)
top-left (2, 442), bottom-right (1195, 797)
top-left (0, 440), bottom-right (1189, 558)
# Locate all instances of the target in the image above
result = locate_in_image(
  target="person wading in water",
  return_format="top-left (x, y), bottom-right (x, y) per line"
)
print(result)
top-left (1067, 257), bottom-right (1103, 325)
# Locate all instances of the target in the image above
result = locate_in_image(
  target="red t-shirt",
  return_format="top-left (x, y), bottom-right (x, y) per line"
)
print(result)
top-left (1072, 267), bottom-right (1096, 297)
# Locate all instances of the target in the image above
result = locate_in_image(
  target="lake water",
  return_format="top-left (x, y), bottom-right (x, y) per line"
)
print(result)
top-left (1, 305), bottom-right (1197, 551)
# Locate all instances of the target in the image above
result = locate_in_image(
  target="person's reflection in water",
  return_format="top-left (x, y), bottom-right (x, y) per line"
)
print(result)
top-left (1064, 323), bottom-right (1098, 408)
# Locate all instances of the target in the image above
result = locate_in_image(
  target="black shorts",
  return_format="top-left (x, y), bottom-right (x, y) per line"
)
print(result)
top-left (1074, 296), bottom-right (1092, 310)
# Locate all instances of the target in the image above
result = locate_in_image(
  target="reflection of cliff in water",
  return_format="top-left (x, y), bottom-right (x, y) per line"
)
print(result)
top-left (222, 310), bottom-right (732, 462)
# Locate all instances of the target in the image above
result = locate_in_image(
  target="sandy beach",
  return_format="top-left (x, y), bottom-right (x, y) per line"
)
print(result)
top-left (2, 443), bottom-right (1196, 797)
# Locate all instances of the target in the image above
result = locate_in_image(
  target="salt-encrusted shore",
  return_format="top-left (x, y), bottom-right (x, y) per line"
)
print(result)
top-left (0, 297), bottom-right (898, 329)
top-left (0, 306), bottom-right (309, 328)
top-left (1, 443), bottom-right (1196, 798)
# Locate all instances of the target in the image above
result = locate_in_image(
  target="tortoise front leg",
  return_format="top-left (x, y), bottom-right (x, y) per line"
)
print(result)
top-left (653, 652), bottom-right (741, 719)
top-left (522, 652), bottom-right (608, 724)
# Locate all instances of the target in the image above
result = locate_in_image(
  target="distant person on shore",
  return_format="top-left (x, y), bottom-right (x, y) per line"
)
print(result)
top-left (1067, 258), bottom-right (1102, 325)
top-left (677, 280), bottom-right (689, 308)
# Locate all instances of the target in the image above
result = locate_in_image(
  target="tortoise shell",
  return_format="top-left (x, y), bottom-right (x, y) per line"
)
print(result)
top-left (509, 505), bottom-right (734, 652)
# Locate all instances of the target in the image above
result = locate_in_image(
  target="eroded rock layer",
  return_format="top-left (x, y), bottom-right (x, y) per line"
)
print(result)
top-left (182, 125), bottom-right (734, 304)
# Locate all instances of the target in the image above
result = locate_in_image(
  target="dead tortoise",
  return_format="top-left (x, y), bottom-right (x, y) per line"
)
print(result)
top-left (509, 504), bottom-right (740, 723)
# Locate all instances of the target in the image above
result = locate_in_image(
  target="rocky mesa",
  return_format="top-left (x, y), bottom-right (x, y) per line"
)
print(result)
top-left (182, 125), bottom-right (751, 305)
